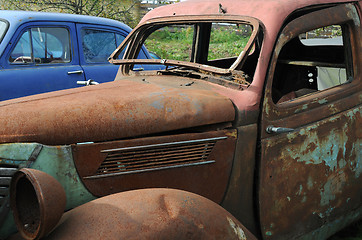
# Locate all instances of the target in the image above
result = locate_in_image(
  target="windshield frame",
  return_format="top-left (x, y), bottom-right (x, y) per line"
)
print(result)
top-left (109, 15), bottom-right (260, 76)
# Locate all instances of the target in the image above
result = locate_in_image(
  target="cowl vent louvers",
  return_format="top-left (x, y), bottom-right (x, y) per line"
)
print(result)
top-left (85, 137), bottom-right (226, 179)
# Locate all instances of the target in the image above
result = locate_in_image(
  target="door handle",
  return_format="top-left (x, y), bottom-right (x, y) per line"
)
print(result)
top-left (133, 67), bottom-right (144, 71)
top-left (67, 70), bottom-right (84, 75)
top-left (266, 125), bottom-right (294, 134)
top-left (77, 79), bottom-right (99, 86)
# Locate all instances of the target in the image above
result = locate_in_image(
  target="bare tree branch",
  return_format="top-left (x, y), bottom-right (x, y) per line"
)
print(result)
top-left (4, 0), bottom-right (145, 27)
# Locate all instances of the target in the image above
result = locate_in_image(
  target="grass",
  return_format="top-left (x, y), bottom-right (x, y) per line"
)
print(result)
top-left (144, 25), bottom-right (250, 61)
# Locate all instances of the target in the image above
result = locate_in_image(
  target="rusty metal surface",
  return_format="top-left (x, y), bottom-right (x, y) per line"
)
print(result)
top-left (133, 0), bottom-right (355, 119)
top-left (0, 77), bottom-right (234, 145)
top-left (141, 0), bottom-right (353, 28)
top-left (41, 189), bottom-right (257, 239)
top-left (0, 144), bottom-right (42, 228)
top-left (72, 130), bottom-right (236, 204)
top-left (258, 3), bottom-right (362, 239)
top-left (221, 124), bottom-right (259, 237)
top-left (260, 3), bottom-right (362, 138)
top-left (10, 168), bottom-right (66, 240)
top-left (259, 108), bottom-right (361, 239)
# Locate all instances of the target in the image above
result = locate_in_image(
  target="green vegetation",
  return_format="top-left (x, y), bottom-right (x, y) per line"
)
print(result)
top-left (304, 25), bottom-right (343, 39)
top-left (208, 27), bottom-right (250, 60)
top-left (145, 26), bottom-right (194, 61)
top-left (145, 25), bottom-right (251, 61)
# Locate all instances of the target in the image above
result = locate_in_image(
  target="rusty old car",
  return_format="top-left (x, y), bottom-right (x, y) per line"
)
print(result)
top-left (0, 0), bottom-right (361, 239)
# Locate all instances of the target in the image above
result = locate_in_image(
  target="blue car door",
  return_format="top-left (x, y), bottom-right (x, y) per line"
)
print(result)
top-left (0, 22), bottom-right (85, 101)
top-left (76, 23), bottom-right (153, 85)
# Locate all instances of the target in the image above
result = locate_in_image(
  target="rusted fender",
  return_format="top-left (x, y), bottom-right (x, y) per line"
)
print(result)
top-left (0, 78), bottom-right (235, 145)
top-left (11, 188), bottom-right (257, 239)
top-left (51, 188), bottom-right (256, 239)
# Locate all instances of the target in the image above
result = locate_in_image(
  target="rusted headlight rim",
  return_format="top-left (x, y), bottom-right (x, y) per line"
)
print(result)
top-left (10, 168), bottom-right (66, 240)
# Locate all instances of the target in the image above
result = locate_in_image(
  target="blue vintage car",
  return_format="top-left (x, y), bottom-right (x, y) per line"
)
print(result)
top-left (0, 10), bottom-right (154, 101)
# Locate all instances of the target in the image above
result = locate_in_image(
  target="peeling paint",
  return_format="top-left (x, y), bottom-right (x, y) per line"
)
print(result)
top-left (260, 100), bottom-right (360, 239)
top-left (320, 172), bottom-right (346, 206)
top-left (296, 185), bottom-right (303, 196)
top-left (31, 145), bottom-right (96, 210)
top-left (318, 99), bottom-right (328, 105)
top-left (150, 99), bottom-right (165, 110)
top-left (0, 143), bottom-right (39, 161)
top-left (347, 4), bottom-right (361, 26)
top-left (287, 126), bottom-right (350, 173)
top-left (307, 176), bottom-right (314, 189)
top-left (294, 103), bottom-right (309, 114)
top-left (227, 216), bottom-right (247, 240)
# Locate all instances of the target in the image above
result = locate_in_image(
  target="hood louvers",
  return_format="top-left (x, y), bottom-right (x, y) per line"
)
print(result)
top-left (85, 137), bottom-right (226, 179)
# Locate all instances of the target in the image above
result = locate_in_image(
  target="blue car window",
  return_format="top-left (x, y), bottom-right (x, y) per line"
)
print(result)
top-left (81, 29), bottom-right (118, 63)
top-left (9, 30), bottom-right (32, 63)
top-left (9, 27), bottom-right (71, 64)
top-left (115, 33), bottom-right (125, 46)
top-left (115, 33), bottom-right (147, 59)
top-left (31, 27), bottom-right (71, 63)
top-left (0, 20), bottom-right (8, 43)
top-left (115, 33), bottom-right (126, 59)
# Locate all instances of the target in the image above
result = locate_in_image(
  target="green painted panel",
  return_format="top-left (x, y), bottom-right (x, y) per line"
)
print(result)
top-left (31, 145), bottom-right (96, 210)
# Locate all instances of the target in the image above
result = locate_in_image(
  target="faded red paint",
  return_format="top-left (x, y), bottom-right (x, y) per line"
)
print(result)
top-left (72, 130), bottom-right (236, 203)
top-left (138, 0), bottom-right (354, 115)
top-left (0, 77), bottom-right (234, 145)
top-left (38, 189), bottom-right (257, 240)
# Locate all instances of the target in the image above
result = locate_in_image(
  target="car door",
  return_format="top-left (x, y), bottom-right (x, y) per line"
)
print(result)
top-left (0, 22), bottom-right (85, 101)
top-left (76, 24), bottom-right (152, 85)
top-left (258, 3), bottom-right (361, 240)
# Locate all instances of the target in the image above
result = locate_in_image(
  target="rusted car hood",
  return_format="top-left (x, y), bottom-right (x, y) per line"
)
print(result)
top-left (0, 76), bottom-right (235, 145)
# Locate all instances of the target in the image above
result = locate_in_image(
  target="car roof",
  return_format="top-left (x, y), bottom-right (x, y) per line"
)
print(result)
top-left (0, 10), bottom-right (132, 57)
top-left (142, 0), bottom-right (355, 21)
top-left (141, 0), bottom-right (355, 36)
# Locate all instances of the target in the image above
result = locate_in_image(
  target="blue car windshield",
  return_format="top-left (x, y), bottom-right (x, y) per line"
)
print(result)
top-left (0, 20), bottom-right (8, 42)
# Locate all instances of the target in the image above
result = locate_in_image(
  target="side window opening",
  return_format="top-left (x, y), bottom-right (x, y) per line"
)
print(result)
top-left (115, 33), bottom-right (148, 60)
top-left (272, 24), bottom-right (352, 104)
top-left (81, 29), bottom-right (118, 63)
top-left (81, 28), bottom-right (148, 63)
top-left (0, 20), bottom-right (8, 43)
top-left (9, 30), bottom-right (32, 63)
top-left (81, 29), bottom-right (148, 63)
top-left (9, 27), bottom-right (71, 64)
top-left (32, 28), bottom-right (71, 63)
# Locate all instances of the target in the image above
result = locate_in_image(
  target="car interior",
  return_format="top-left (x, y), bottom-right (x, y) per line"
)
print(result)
top-left (272, 24), bottom-right (351, 104)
